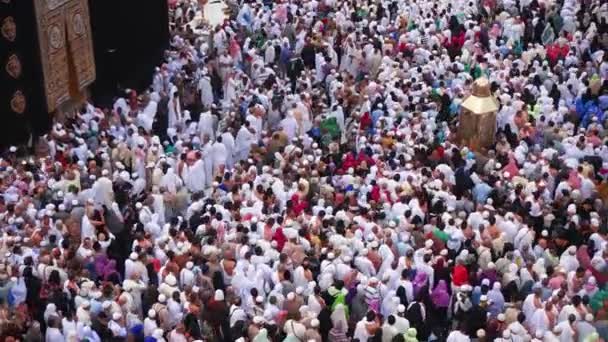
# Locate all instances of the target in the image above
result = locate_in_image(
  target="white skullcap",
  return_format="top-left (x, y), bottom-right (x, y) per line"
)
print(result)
top-left (585, 313), bottom-right (593, 322)
top-left (165, 274), bottom-right (177, 286)
top-left (397, 304), bottom-right (405, 313)
top-left (477, 329), bottom-right (486, 337)
top-left (158, 294), bottom-right (167, 303)
top-left (311, 319), bottom-right (320, 328)
top-left (498, 313), bottom-right (506, 322)
top-left (287, 292), bottom-right (295, 300)
top-left (148, 309), bottom-right (156, 318)
top-left (112, 312), bottom-right (122, 320)
top-left (129, 252), bottom-right (138, 260)
top-left (214, 289), bottom-right (224, 301)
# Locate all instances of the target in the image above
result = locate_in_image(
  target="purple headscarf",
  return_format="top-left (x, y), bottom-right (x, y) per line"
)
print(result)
top-left (413, 272), bottom-right (428, 297)
top-left (430, 280), bottom-right (450, 308)
top-left (94, 254), bottom-right (110, 278)
top-left (102, 259), bottom-right (118, 280)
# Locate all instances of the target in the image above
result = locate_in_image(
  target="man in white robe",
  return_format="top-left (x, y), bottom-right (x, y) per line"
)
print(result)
top-left (160, 168), bottom-right (181, 195)
top-left (198, 111), bottom-right (216, 141)
top-left (92, 171), bottom-right (114, 207)
top-left (211, 136), bottom-right (228, 177)
top-left (280, 111), bottom-right (299, 141)
top-left (201, 136), bottom-right (214, 187)
top-left (221, 130), bottom-right (235, 169)
top-left (185, 153), bottom-right (206, 193)
top-left (234, 123), bottom-right (256, 163)
top-left (197, 71), bottom-right (214, 108)
top-left (138, 100), bottom-right (158, 132)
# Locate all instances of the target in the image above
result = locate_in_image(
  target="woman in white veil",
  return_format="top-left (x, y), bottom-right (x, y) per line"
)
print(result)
top-left (330, 303), bottom-right (348, 329)
top-left (329, 303), bottom-right (349, 342)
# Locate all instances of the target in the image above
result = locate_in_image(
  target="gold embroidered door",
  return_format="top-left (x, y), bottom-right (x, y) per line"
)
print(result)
top-left (33, 0), bottom-right (95, 112)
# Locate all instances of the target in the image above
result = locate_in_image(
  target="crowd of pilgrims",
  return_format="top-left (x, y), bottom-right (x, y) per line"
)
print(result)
top-left (0, 0), bottom-right (608, 340)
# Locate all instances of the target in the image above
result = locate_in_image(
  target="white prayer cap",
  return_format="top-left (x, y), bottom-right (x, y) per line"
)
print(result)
top-left (502, 330), bottom-right (511, 338)
top-left (585, 313), bottom-right (593, 322)
top-left (165, 274), bottom-right (177, 286)
top-left (477, 329), bottom-right (486, 337)
top-left (481, 279), bottom-right (490, 286)
top-left (295, 287), bottom-right (304, 295)
top-left (361, 248), bottom-right (369, 256)
top-left (425, 239), bottom-right (433, 248)
top-left (480, 295), bottom-right (488, 302)
top-left (102, 301), bottom-right (112, 309)
top-left (567, 204), bottom-right (576, 214)
top-left (186, 261), bottom-right (194, 269)
top-left (129, 252), bottom-right (138, 260)
top-left (135, 202), bottom-right (143, 210)
top-left (568, 246), bottom-right (576, 254)
top-left (9, 146), bottom-right (16, 152)
top-left (101, 169), bottom-right (109, 176)
top-left (82, 300), bottom-right (90, 308)
top-left (112, 312), bottom-right (122, 320)
top-left (311, 319), bottom-right (320, 328)
top-left (214, 289), bottom-right (224, 301)
top-left (327, 252), bottom-right (335, 260)
top-left (591, 218), bottom-right (599, 226)
top-left (253, 316), bottom-right (264, 324)
top-left (397, 304), bottom-right (405, 313)
top-left (72, 199), bottom-right (79, 206)
top-left (158, 294), bottom-right (167, 303)
top-left (148, 309), bottom-right (156, 318)
top-left (498, 313), bottom-right (506, 322)
top-left (287, 292), bottom-right (295, 300)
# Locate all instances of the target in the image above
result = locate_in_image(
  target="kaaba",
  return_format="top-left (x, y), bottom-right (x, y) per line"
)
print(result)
top-left (0, 0), bottom-right (169, 148)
